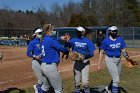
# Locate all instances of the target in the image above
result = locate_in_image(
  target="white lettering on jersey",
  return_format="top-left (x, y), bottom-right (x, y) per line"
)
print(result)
top-left (75, 42), bottom-right (87, 47)
top-left (41, 45), bottom-right (45, 56)
top-left (110, 43), bottom-right (121, 49)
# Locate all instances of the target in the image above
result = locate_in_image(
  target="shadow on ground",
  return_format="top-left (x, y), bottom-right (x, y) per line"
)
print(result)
top-left (69, 85), bottom-right (128, 93)
top-left (0, 85), bottom-right (128, 93)
top-left (0, 87), bottom-right (25, 93)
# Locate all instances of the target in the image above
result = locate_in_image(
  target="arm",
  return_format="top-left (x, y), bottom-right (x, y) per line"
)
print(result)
top-left (52, 39), bottom-right (69, 53)
top-left (26, 42), bottom-right (34, 58)
top-left (97, 39), bottom-right (106, 71)
top-left (56, 33), bottom-right (69, 41)
top-left (121, 37), bottom-right (128, 59)
top-left (76, 40), bottom-right (95, 60)
top-left (84, 40), bottom-right (96, 59)
top-left (56, 36), bottom-right (67, 41)
top-left (56, 37), bottom-right (61, 41)
top-left (122, 49), bottom-right (129, 59)
top-left (97, 50), bottom-right (104, 71)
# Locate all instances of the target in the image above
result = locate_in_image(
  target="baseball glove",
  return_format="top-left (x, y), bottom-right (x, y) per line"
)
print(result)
top-left (125, 58), bottom-right (137, 68)
top-left (71, 52), bottom-right (84, 61)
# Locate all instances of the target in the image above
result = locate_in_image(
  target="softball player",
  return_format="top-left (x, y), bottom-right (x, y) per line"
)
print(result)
top-left (98, 26), bottom-right (129, 93)
top-left (26, 28), bottom-right (44, 93)
top-left (39, 24), bottom-right (69, 93)
top-left (66, 26), bottom-right (96, 93)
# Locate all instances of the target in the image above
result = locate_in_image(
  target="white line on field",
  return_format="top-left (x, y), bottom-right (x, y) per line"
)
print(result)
top-left (59, 64), bottom-right (97, 73)
top-left (128, 51), bottom-right (137, 53)
top-left (4, 58), bottom-right (29, 62)
top-left (3, 56), bottom-right (19, 59)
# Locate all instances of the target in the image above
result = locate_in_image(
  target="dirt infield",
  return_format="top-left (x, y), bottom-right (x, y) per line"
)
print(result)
top-left (0, 46), bottom-right (140, 90)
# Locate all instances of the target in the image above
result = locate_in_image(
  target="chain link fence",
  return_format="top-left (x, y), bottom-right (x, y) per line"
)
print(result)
top-left (0, 27), bottom-right (140, 47)
top-left (0, 28), bottom-right (33, 46)
top-left (119, 27), bottom-right (140, 48)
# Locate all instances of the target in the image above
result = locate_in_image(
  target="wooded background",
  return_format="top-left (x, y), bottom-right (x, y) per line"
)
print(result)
top-left (0, 0), bottom-right (140, 30)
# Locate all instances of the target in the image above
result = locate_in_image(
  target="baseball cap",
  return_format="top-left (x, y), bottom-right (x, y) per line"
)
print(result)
top-left (76, 27), bottom-right (85, 32)
top-left (34, 28), bottom-right (42, 34)
top-left (108, 26), bottom-right (117, 31)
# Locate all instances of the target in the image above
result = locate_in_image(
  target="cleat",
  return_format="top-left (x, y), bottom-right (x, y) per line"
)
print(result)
top-left (33, 84), bottom-right (42, 93)
top-left (105, 86), bottom-right (111, 93)
top-left (33, 85), bottom-right (39, 93)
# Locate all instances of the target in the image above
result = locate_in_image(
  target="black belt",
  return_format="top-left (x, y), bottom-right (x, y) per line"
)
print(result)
top-left (33, 59), bottom-right (42, 65)
top-left (107, 56), bottom-right (120, 58)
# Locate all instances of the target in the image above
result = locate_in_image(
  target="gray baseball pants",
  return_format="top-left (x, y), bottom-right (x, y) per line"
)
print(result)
top-left (73, 60), bottom-right (90, 87)
top-left (105, 56), bottom-right (121, 83)
top-left (41, 63), bottom-right (63, 93)
top-left (32, 60), bottom-right (43, 84)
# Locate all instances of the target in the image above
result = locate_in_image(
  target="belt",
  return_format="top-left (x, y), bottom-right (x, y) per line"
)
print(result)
top-left (107, 55), bottom-right (120, 58)
top-left (33, 59), bottom-right (42, 65)
top-left (42, 62), bottom-right (58, 65)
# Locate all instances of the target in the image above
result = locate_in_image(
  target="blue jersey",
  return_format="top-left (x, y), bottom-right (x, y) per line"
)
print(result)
top-left (100, 36), bottom-right (126, 57)
top-left (41, 35), bottom-right (68, 64)
top-left (26, 38), bottom-right (42, 58)
top-left (69, 37), bottom-right (96, 57)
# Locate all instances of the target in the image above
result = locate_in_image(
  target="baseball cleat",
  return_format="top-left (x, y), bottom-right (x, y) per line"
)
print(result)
top-left (84, 87), bottom-right (90, 93)
top-left (105, 86), bottom-right (111, 93)
top-left (75, 88), bottom-right (80, 93)
top-left (33, 85), bottom-right (39, 93)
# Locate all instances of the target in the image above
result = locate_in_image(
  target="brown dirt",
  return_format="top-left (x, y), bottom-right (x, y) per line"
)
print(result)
top-left (0, 46), bottom-right (140, 90)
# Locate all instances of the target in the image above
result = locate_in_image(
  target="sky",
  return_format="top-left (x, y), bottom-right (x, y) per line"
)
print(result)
top-left (0, 0), bottom-right (82, 12)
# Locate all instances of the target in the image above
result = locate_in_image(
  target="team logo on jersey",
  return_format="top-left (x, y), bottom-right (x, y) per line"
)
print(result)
top-left (110, 43), bottom-right (121, 49)
top-left (75, 42), bottom-right (87, 47)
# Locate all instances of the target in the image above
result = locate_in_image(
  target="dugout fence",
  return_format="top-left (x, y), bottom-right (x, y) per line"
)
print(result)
top-left (0, 27), bottom-right (140, 47)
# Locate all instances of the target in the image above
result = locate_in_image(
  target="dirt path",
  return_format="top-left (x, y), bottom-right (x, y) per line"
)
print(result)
top-left (0, 46), bottom-right (140, 90)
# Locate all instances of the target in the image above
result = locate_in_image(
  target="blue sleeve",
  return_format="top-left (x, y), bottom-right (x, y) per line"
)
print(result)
top-left (84, 39), bottom-right (96, 59)
top-left (64, 42), bottom-right (72, 48)
top-left (121, 38), bottom-right (126, 49)
top-left (26, 42), bottom-right (34, 58)
top-left (87, 40), bottom-right (96, 57)
top-left (51, 39), bottom-right (68, 53)
top-left (56, 37), bottom-right (61, 41)
top-left (63, 38), bottom-right (74, 48)
top-left (100, 39), bottom-right (106, 50)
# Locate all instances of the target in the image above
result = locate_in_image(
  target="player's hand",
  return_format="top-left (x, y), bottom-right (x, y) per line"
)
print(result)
top-left (35, 56), bottom-right (41, 60)
top-left (60, 35), bottom-right (67, 41)
top-left (65, 33), bottom-right (70, 42)
top-left (78, 54), bottom-right (84, 60)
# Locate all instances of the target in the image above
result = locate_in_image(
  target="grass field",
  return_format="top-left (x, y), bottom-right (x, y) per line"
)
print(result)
top-left (6, 61), bottom-right (140, 93)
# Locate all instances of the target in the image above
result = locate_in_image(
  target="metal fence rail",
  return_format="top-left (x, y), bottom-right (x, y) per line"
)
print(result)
top-left (119, 27), bottom-right (140, 48)
top-left (0, 27), bottom-right (140, 47)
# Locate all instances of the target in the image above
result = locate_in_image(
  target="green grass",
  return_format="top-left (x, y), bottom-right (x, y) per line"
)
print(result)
top-left (6, 61), bottom-right (140, 93)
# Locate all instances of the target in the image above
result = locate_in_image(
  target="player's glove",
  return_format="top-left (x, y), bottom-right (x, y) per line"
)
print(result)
top-left (62, 51), bottom-right (69, 60)
top-left (71, 52), bottom-right (84, 61)
top-left (125, 58), bottom-right (138, 68)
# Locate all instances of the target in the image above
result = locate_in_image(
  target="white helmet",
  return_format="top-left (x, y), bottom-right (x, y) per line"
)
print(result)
top-left (76, 26), bottom-right (85, 32)
top-left (34, 28), bottom-right (42, 34)
top-left (108, 26), bottom-right (117, 31)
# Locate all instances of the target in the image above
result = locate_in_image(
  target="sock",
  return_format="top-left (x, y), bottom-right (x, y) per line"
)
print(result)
top-left (112, 82), bottom-right (118, 93)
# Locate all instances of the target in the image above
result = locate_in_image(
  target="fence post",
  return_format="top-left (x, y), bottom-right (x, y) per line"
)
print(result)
top-left (57, 30), bottom-right (59, 38)
top-left (133, 27), bottom-right (134, 48)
